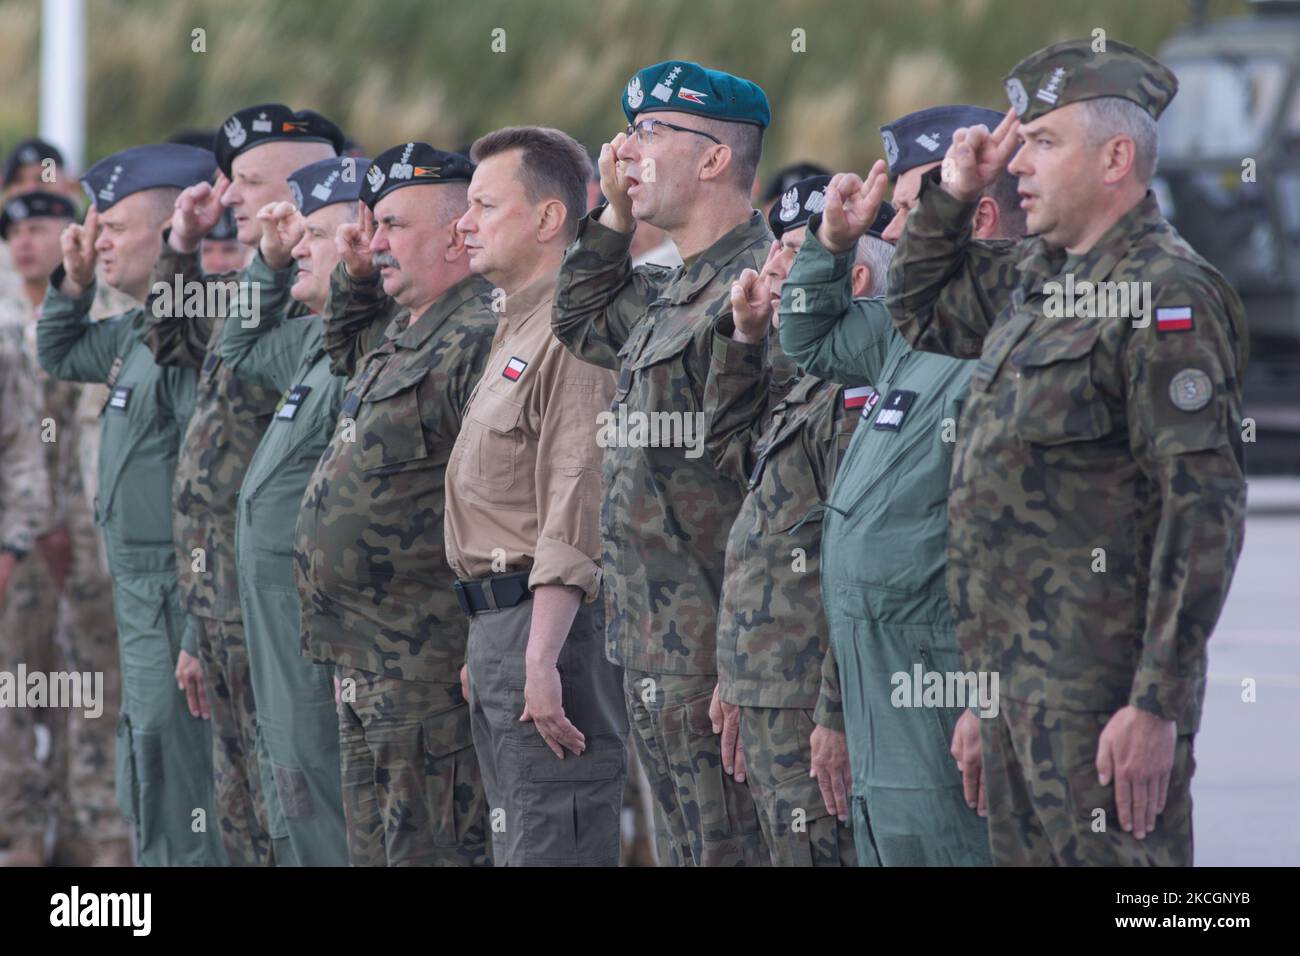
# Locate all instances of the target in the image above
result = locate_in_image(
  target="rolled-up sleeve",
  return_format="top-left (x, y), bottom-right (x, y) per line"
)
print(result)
top-left (529, 340), bottom-right (616, 601)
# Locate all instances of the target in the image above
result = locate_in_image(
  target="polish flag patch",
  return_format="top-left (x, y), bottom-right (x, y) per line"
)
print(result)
top-left (1156, 306), bottom-right (1193, 332)
top-left (843, 386), bottom-right (876, 410)
top-left (502, 356), bottom-right (528, 381)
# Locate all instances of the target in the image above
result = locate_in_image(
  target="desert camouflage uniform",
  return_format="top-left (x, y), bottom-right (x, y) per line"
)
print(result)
top-left (299, 264), bottom-right (495, 866)
top-left (142, 244), bottom-right (285, 865)
top-left (704, 319), bottom-right (860, 866)
top-left (0, 287), bottom-right (127, 862)
top-left (552, 210), bottom-right (771, 866)
top-left (0, 319), bottom-right (54, 854)
top-left (888, 173), bottom-right (1248, 865)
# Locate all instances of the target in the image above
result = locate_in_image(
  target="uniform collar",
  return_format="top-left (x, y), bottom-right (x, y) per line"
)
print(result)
top-left (501, 269), bottom-right (559, 326)
top-left (395, 274), bottom-right (492, 350)
top-left (666, 211), bottom-right (770, 304)
top-left (1017, 191), bottom-right (1164, 288)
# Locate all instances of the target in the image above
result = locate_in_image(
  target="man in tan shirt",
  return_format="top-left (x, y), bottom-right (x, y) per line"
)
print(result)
top-left (447, 126), bottom-right (627, 866)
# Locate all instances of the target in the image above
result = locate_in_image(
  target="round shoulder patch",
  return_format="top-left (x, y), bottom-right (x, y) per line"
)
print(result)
top-left (1168, 367), bottom-right (1213, 412)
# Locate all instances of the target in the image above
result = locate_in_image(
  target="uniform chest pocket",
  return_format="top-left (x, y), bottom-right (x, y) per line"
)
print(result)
top-left (466, 391), bottom-right (524, 490)
top-left (756, 433), bottom-right (824, 535)
top-left (356, 371), bottom-right (430, 473)
top-left (1009, 323), bottom-right (1113, 446)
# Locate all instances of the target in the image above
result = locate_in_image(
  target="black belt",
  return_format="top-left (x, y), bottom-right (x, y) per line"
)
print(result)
top-left (454, 571), bottom-right (533, 617)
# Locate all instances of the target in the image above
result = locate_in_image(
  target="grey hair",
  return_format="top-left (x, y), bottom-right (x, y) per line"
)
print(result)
top-left (1078, 96), bottom-right (1158, 185)
top-left (854, 234), bottom-right (894, 297)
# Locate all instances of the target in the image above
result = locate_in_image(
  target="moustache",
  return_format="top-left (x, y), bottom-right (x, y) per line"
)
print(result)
top-left (372, 252), bottom-right (401, 270)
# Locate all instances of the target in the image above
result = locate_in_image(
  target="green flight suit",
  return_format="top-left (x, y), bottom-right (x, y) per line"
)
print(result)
top-left (778, 221), bottom-right (992, 866)
top-left (219, 254), bottom-right (347, 866)
top-left (38, 273), bottom-right (225, 866)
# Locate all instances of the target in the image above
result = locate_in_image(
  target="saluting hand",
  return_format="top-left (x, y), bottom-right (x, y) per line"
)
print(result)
top-left (941, 108), bottom-right (1020, 203)
top-left (257, 201), bottom-right (305, 270)
top-left (729, 256), bottom-right (775, 345)
top-left (335, 201), bottom-right (377, 280)
top-left (818, 163), bottom-right (889, 254)
top-left (58, 206), bottom-right (99, 297)
top-left (596, 131), bottom-right (636, 234)
top-left (170, 174), bottom-right (230, 253)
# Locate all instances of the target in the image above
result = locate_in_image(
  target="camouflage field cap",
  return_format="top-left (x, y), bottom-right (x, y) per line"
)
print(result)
top-left (623, 60), bottom-right (770, 129)
top-left (1002, 38), bottom-right (1178, 124)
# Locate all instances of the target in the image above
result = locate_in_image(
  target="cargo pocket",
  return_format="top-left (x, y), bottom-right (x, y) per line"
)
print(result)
top-left (1009, 322), bottom-right (1112, 446)
top-left (114, 713), bottom-right (139, 824)
top-left (420, 703), bottom-right (484, 847)
top-left (466, 391), bottom-right (524, 492)
top-left (519, 742), bottom-right (624, 865)
top-left (272, 762), bottom-right (316, 819)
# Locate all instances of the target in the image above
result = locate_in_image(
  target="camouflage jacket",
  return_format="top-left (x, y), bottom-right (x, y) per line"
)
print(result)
top-left (888, 173), bottom-right (1249, 733)
top-left (219, 256), bottom-right (345, 598)
top-left (296, 265), bottom-right (495, 682)
top-left (705, 319), bottom-right (858, 725)
top-left (552, 209), bottom-right (773, 675)
top-left (143, 246), bottom-right (295, 621)
top-left (0, 322), bottom-right (51, 553)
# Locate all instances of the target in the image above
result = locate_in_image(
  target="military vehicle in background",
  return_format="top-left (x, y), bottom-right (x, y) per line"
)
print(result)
top-left (1155, 0), bottom-right (1300, 473)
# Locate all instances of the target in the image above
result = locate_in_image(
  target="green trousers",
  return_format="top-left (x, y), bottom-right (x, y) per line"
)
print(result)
top-left (112, 568), bottom-right (225, 866)
top-left (238, 552), bottom-right (347, 866)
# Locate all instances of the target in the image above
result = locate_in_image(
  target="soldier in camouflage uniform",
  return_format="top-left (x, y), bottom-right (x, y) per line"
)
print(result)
top-left (779, 108), bottom-right (1026, 866)
top-left (0, 191), bottom-right (129, 866)
top-left (299, 144), bottom-right (494, 866)
top-left (703, 176), bottom-right (891, 866)
top-left (144, 106), bottom-right (343, 865)
top-left (552, 60), bottom-right (772, 867)
top-left (38, 144), bottom-right (224, 866)
top-left (218, 158), bottom-right (376, 867)
top-left (0, 319), bottom-right (53, 865)
top-left (884, 39), bottom-right (1247, 865)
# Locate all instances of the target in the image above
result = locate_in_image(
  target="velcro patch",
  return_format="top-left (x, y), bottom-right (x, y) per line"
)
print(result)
top-left (1156, 306), bottom-right (1193, 333)
top-left (843, 385), bottom-right (877, 411)
top-left (502, 356), bottom-right (528, 381)
top-left (871, 389), bottom-right (916, 431)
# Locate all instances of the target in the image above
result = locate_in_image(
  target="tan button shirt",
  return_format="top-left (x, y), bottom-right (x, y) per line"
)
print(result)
top-left (445, 270), bottom-right (614, 601)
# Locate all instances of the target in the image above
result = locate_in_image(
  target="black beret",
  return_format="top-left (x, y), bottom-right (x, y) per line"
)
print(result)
top-left (215, 103), bottom-right (344, 177)
top-left (0, 191), bottom-right (76, 239)
top-left (879, 105), bottom-right (1005, 179)
top-left (760, 161), bottom-right (831, 204)
top-left (288, 156), bottom-right (371, 217)
top-left (81, 144), bottom-right (217, 212)
top-left (3, 138), bottom-right (64, 184)
top-left (770, 175), bottom-right (895, 242)
top-left (360, 143), bottom-right (474, 210)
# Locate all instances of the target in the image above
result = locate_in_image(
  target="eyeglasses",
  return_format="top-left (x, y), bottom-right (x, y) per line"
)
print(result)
top-left (624, 118), bottom-right (722, 146)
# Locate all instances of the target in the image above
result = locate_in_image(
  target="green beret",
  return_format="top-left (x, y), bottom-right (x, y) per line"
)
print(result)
top-left (1003, 38), bottom-right (1177, 124)
top-left (623, 60), bottom-right (770, 129)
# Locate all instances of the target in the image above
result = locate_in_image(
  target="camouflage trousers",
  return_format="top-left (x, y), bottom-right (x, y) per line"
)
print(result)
top-left (0, 552), bottom-right (59, 846)
top-left (738, 707), bottom-right (856, 867)
top-left (0, 507), bottom-right (126, 855)
top-left (337, 668), bottom-right (491, 867)
top-left (194, 617), bottom-right (273, 866)
top-left (623, 669), bottom-right (768, 867)
top-left (981, 698), bottom-right (1196, 866)
top-left (466, 593), bottom-right (627, 866)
